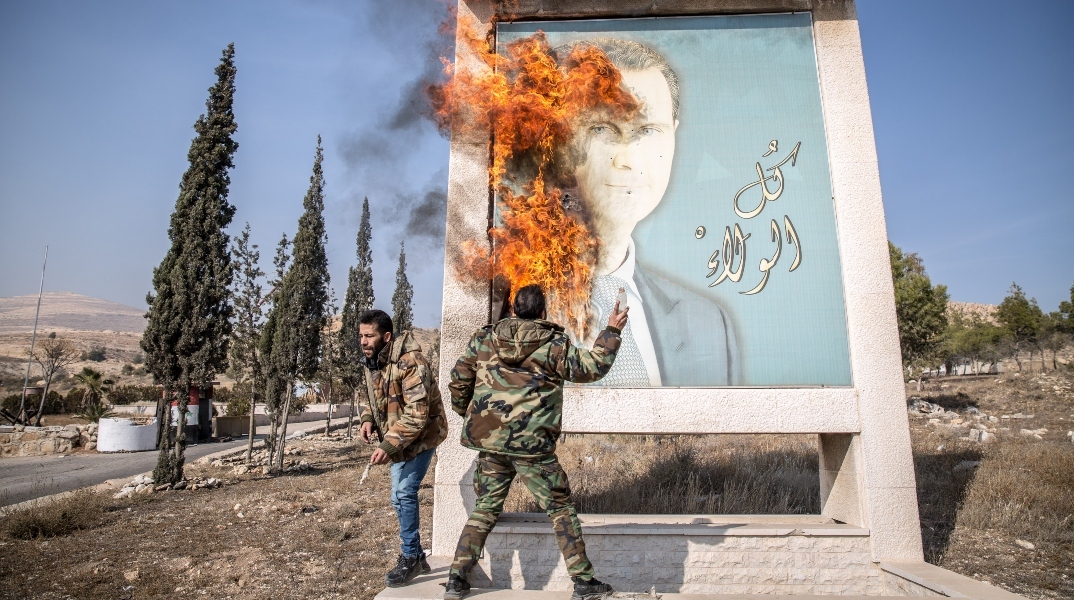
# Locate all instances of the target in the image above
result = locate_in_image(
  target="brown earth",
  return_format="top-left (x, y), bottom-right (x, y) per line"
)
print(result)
top-left (907, 370), bottom-right (1074, 599)
top-left (0, 292), bottom-right (146, 335)
top-left (0, 432), bottom-right (432, 600)
top-left (0, 368), bottom-right (1070, 599)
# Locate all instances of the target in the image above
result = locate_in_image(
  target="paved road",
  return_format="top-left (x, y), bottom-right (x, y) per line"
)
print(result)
top-left (0, 417), bottom-right (355, 507)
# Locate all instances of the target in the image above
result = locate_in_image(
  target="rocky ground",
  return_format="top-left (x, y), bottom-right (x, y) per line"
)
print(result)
top-left (907, 369), bottom-right (1074, 599)
top-left (0, 431), bottom-right (433, 600)
top-left (0, 370), bottom-right (1070, 599)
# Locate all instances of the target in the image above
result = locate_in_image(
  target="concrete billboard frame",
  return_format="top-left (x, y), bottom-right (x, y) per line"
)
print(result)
top-left (425, 0), bottom-right (995, 595)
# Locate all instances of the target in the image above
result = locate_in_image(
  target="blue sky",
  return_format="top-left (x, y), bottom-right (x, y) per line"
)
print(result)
top-left (1, 0), bottom-right (1071, 326)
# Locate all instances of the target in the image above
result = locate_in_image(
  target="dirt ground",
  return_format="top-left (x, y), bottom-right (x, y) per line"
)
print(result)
top-left (0, 432), bottom-right (434, 600)
top-left (907, 370), bottom-right (1074, 599)
top-left (0, 370), bottom-right (1071, 599)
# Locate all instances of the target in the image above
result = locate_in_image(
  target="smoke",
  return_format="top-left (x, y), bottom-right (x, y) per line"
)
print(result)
top-left (336, 0), bottom-right (454, 258)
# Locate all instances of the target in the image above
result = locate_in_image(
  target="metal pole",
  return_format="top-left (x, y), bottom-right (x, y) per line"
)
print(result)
top-left (19, 245), bottom-right (48, 424)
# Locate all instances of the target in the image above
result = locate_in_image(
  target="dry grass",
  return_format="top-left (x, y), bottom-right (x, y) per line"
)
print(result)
top-left (908, 370), bottom-right (1074, 599)
top-left (4, 490), bottom-right (108, 540)
top-left (505, 434), bottom-right (819, 515)
top-left (1, 370), bottom-right (1071, 599)
top-left (0, 433), bottom-right (433, 600)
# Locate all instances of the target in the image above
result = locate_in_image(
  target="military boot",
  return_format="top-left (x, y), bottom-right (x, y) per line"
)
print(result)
top-left (443, 573), bottom-right (471, 599)
top-left (385, 554), bottom-right (424, 587)
top-left (571, 576), bottom-right (614, 600)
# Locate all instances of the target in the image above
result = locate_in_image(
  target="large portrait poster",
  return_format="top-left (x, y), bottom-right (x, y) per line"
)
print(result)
top-left (497, 13), bottom-right (852, 388)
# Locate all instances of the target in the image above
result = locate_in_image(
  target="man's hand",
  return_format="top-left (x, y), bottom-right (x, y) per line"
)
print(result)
top-left (608, 300), bottom-right (630, 331)
top-left (370, 448), bottom-right (391, 465)
top-left (359, 421), bottom-right (375, 444)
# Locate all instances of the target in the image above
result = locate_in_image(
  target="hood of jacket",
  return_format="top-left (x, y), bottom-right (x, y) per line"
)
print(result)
top-left (491, 318), bottom-right (563, 365)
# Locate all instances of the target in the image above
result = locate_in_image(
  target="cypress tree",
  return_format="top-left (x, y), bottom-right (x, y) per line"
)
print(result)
top-left (142, 44), bottom-right (239, 484)
top-left (229, 223), bottom-right (266, 461)
top-left (392, 241), bottom-right (415, 333)
top-left (259, 233), bottom-right (290, 460)
top-left (263, 137), bottom-right (330, 471)
top-left (340, 197), bottom-right (374, 386)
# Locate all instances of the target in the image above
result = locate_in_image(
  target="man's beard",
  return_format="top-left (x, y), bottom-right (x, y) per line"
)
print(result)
top-left (362, 340), bottom-right (387, 370)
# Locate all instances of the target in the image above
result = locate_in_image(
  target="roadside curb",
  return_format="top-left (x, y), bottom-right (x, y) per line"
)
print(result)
top-left (0, 419), bottom-right (356, 516)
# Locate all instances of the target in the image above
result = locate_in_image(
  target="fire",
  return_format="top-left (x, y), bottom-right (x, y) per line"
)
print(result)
top-left (429, 17), bottom-right (638, 338)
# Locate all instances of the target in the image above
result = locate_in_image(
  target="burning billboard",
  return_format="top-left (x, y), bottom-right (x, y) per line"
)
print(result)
top-left (435, 12), bottom-right (852, 387)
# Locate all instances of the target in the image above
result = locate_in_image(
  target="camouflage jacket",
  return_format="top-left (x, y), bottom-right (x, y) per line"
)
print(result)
top-left (360, 331), bottom-right (448, 463)
top-left (449, 318), bottom-right (621, 458)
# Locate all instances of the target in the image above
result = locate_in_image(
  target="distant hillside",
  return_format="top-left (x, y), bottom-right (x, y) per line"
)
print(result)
top-left (948, 301), bottom-right (998, 325)
top-left (0, 292), bottom-right (145, 334)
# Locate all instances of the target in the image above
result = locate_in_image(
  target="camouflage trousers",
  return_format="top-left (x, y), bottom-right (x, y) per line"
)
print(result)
top-left (449, 452), bottom-right (594, 580)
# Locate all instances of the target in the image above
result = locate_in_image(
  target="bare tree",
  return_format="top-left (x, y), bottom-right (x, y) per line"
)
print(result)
top-left (30, 334), bottom-right (80, 426)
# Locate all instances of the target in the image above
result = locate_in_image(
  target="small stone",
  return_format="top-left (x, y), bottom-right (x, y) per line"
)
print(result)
top-left (124, 569), bottom-right (139, 582)
top-left (980, 432), bottom-right (997, 444)
top-left (953, 460), bottom-right (981, 473)
top-left (1015, 539), bottom-right (1035, 550)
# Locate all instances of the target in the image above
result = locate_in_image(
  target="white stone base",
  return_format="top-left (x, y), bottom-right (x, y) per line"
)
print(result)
top-left (469, 514), bottom-right (883, 595)
top-left (374, 553), bottom-right (1025, 599)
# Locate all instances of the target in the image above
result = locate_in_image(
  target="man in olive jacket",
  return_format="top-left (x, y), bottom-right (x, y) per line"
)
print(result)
top-left (442, 285), bottom-right (628, 600)
top-left (357, 309), bottom-right (448, 587)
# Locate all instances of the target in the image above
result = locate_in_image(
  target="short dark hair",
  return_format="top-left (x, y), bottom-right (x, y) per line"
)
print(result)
top-left (359, 309), bottom-right (394, 334)
top-left (512, 285), bottom-right (546, 320)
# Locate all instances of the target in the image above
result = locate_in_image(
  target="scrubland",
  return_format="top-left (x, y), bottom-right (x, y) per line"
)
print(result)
top-left (0, 371), bottom-right (1071, 599)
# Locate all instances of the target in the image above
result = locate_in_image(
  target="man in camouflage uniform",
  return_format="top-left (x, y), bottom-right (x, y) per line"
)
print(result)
top-left (357, 309), bottom-right (448, 587)
top-left (443, 285), bottom-right (629, 600)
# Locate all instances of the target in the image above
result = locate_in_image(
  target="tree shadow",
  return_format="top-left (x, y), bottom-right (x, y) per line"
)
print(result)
top-left (928, 392), bottom-right (979, 412)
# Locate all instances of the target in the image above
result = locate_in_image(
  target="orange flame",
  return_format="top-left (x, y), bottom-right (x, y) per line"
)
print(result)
top-left (429, 17), bottom-right (638, 338)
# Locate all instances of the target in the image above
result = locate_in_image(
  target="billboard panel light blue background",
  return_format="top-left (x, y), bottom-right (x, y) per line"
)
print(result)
top-left (500, 13), bottom-right (853, 387)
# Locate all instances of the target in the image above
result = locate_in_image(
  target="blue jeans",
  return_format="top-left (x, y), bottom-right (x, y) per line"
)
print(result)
top-left (390, 447), bottom-right (435, 558)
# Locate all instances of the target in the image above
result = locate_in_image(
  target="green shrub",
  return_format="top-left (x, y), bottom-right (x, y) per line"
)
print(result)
top-left (63, 388), bottom-right (85, 411)
top-left (131, 352), bottom-right (144, 365)
top-left (39, 390), bottom-right (66, 415)
top-left (2, 393), bottom-right (20, 414)
top-left (121, 364), bottom-right (134, 375)
top-left (216, 382), bottom-right (255, 416)
top-left (81, 346), bottom-right (106, 362)
top-left (110, 385), bottom-right (159, 405)
top-left (78, 402), bottom-right (114, 423)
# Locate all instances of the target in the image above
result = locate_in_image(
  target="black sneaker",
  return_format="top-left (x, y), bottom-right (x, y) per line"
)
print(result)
top-left (419, 553), bottom-right (431, 574)
top-left (571, 576), bottom-right (614, 600)
top-left (385, 554), bottom-right (423, 587)
top-left (443, 574), bottom-right (471, 599)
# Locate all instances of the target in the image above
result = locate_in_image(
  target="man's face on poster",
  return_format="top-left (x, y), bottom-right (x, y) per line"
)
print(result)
top-left (572, 67), bottom-right (678, 233)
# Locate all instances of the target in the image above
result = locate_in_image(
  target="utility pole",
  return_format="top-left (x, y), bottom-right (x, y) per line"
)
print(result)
top-left (18, 245), bottom-right (48, 424)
